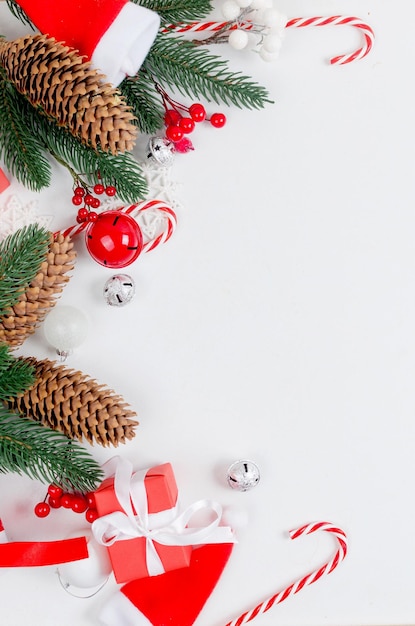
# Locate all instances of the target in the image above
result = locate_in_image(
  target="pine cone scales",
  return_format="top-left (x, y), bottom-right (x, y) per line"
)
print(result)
top-left (0, 34), bottom-right (138, 154)
top-left (0, 233), bottom-right (76, 347)
top-left (8, 357), bottom-right (139, 446)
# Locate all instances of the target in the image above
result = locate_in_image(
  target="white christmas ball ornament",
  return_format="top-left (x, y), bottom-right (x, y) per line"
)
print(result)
top-left (43, 305), bottom-right (88, 358)
top-left (228, 29), bottom-right (249, 50)
top-left (221, 0), bottom-right (241, 21)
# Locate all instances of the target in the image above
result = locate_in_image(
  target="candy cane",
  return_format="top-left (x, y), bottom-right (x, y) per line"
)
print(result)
top-left (286, 16), bottom-right (375, 65)
top-left (55, 200), bottom-right (177, 254)
top-left (162, 15), bottom-right (374, 65)
top-left (225, 521), bottom-right (348, 626)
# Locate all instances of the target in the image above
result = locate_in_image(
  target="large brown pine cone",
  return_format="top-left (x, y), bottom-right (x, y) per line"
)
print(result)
top-left (7, 357), bottom-right (139, 446)
top-left (0, 34), bottom-right (138, 154)
top-left (0, 233), bottom-right (76, 348)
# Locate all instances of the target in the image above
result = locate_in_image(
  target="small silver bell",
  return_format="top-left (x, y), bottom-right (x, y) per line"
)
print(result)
top-left (227, 460), bottom-right (261, 492)
top-left (146, 137), bottom-right (175, 166)
top-left (103, 274), bottom-right (135, 306)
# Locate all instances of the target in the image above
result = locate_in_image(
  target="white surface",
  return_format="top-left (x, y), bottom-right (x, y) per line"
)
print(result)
top-left (0, 1), bottom-right (413, 625)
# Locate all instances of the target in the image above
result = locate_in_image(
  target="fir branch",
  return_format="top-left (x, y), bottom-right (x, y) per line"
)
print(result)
top-left (0, 72), bottom-right (52, 191)
top-left (0, 224), bottom-right (50, 317)
top-left (5, 0), bottom-right (33, 27)
top-left (120, 72), bottom-right (164, 135)
top-left (0, 344), bottom-right (35, 401)
top-left (0, 406), bottom-right (104, 492)
top-left (20, 92), bottom-right (148, 203)
top-left (144, 35), bottom-right (272, 109)
top-left (136, 0), bottom-right (212, 24)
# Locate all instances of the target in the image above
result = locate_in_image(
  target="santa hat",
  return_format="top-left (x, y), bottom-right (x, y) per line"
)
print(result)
top-left (14, 0), bottom-right (160, 86)
top-left (99, 543), bottom-right (234, 626)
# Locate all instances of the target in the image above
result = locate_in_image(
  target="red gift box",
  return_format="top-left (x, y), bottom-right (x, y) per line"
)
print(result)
top-left (0, 168), bottom-right (10, 194)
top-left (94, 463), bottom-right (192, 584)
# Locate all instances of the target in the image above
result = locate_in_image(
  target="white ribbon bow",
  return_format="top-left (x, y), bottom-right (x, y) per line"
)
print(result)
top-left (92, 458), bottom-right (235, 576)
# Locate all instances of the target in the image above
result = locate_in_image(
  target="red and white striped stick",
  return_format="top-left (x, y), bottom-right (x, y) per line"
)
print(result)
top-left (56, 200), bottom-right (177, 254)
top-left (286, 16), bottom-right (375, 65)
top-left (225, 521), bottom-right (348, 626)
top-left (163, 15), bottom-right (374, 65)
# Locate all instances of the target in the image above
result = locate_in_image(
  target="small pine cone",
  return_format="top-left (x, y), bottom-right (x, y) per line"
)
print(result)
top-left (0, 34), bottom-right (138, 154)
top-left (0, 233), bottom-right (76, 348)
top-left (7, 357), bottom-right (139, 447)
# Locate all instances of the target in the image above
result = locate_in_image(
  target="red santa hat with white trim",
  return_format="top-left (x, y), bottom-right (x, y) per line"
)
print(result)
top-left (13, 0), bottom-right (160, 86)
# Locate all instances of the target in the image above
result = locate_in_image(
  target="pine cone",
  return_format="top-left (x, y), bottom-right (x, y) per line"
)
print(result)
top-left (0, 34), bottom-right (138, 154)
top-left (7, 357), bottom-right (139, 446)
top-left (0, 233), bottom-right (76, 348)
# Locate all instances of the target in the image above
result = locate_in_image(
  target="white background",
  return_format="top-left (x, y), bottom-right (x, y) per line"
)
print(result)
top-left (0, 1), bottom-right (413, 624)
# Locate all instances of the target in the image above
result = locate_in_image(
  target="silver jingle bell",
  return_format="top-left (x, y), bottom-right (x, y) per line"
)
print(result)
top-left (103, 274), bottom-right (135, 307)
top-left (227, 460), bottom-right (261, 492)
top-left (146, 136), bottom-right (175, 166)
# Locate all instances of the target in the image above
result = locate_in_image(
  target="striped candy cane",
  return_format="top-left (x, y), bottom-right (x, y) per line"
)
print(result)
top-left (163, 15), bottom-right (374, 65)
top-left (286, 16), bottom-right (375, 65)
top-left (225, 521), bottom-right (348, 626)
top-left (55, 200), bottom-right (177, 255)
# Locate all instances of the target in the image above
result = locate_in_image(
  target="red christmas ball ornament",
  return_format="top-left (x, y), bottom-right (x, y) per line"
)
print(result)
top-left (85, 210), bottom-right (143, 268)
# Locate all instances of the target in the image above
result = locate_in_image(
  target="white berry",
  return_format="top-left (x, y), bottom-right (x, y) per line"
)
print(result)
top-left (228, 29), bottom-right (249, 50)
top-left (262, 33), bottom-right (283, 53)
top-left (259, 47), bottom-right (278, 62)
top-left (221, 0), bottom-right (241, 20)
top-left (235, 0), bottom-right (253, 7)
top-left (249, 0), bottom-right (267, 8)
top-left (262, 8), bottom-right (282, 27)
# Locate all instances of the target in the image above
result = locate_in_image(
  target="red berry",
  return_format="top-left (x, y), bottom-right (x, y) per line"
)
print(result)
top-left (77, 207), bottom-right (89, 221)
top-left (165, 125), bottom-right (184, 142)
top-left (86, 492), bottom-right (96, 508)
top-left (34, 502), bottom-right (51, 518)
top-left (61, 493), bottom-right (74, 509)
top-left (74, 186), bottom-right (85, 196)
top-left (76, 215), bottom-right (84, 224)
top-left (48, 496), bottom-right (62, 509)
top-left (189, 103), bottom-right (206, 122)
top-left (105, 185), bottom-right (117, 197)
top-left (179, 117), bottom-right (195, 133)
top-left (85, 508), bottom-right (99, 523)
top-left (72, 195), bottom-right (83, 206)
top-left (71, 495), bottom-right (88, 514)
top-left (164, 109), bottom-right (182, 126)
top-left (48, 484), bottom-right (63, 499)
top-left (84, 193), bottom-right (95, 206)
top-left (87, 211), bottom-right (98, 222)
top-left (210, 112), bottom-right (227, 128)
top-left (93, 183), bottom-right (105, 195)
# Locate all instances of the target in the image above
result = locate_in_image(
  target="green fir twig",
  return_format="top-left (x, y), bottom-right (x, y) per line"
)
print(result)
top-left (0, 344), bottom-right (35, 401)
top-left (136, 0), bottom-right (212, 24)
top-left (0, 224), bottom-right (50, 317)
top-left (144, 35), bottom-right (272, 109)
top-left (0, 406), bottom-right (103, 492)
top-left (5, 0), bottom-right (33, 27)
top-left (120, 71), bottom-right (164, 135)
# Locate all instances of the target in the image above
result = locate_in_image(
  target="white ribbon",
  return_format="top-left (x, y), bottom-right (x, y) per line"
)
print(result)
top-left (92, 458), bottom-right (235, 576)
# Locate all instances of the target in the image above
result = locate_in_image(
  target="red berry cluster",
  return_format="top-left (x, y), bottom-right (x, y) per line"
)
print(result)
top-left (72, 183), bottom-right (117, 224)
top-left (34, 484), bottom-right (99, 524)
top-left (164, 102), bottom-right (226, 145)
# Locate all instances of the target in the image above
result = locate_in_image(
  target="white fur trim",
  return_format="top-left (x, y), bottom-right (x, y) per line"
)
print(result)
top-left (99, 591), bottom-right (153, 626)
top-left (91, 3), bottom-right (160, 85)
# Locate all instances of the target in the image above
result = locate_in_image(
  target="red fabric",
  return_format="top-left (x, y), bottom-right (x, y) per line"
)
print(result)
top-left (121, 543), bottom-right (234, 626)
top-left (14, 0), bottom-right (128, 59)
top-left (0, 537), bottom-right (89, 567)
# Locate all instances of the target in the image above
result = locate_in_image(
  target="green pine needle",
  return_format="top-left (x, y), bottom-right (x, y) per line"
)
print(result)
top-left (120, 72), bottom-right (164, 135)
top-left (5, 0), bottom-right (33, 27)
top-left (144, 35), bottom-right (273, 109)
top-left (0, 406), bottom-right (104, 492)
top-left (136, 0), bottom-right (213, 24)
top-left (0, 344), bottom-right (35, 401)
top-left (0, 224), bottom-right (50, 317)
top-left (0, 73), bottom-right (52, 191)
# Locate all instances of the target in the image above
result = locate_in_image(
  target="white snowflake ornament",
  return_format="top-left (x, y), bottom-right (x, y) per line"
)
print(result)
top-left (0, 194), bottom-right (53, 241)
